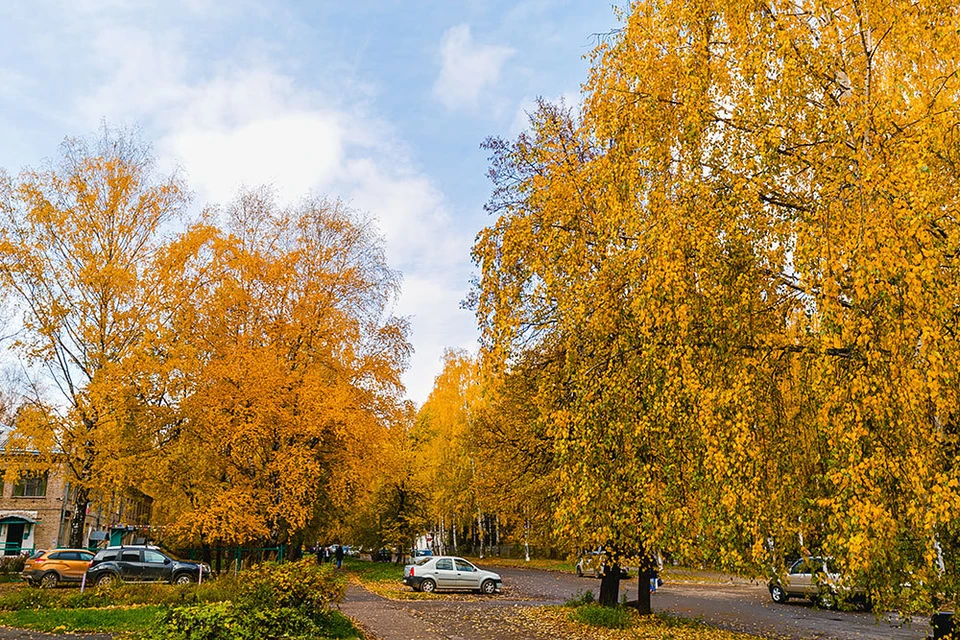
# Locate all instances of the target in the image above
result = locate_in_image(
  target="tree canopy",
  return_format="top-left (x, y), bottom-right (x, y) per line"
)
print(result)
top-left (471, 0), bottom-right (960, 611)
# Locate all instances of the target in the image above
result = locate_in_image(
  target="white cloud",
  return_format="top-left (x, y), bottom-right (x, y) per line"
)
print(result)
top-left (65, 17), bottom-right (477, 405)
top-left (433, 24), bottom-right (514, 111)
top-left (165, 113), bottom-right (344, 205)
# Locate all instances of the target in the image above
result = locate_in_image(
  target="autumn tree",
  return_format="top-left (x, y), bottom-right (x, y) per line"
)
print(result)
top-left (475, 0), bottom-right (960, 612)
top-left (412, 350), bottom-right (483, 554)
top-left (143, 188), bottom-right (411, 555)
top-left (0, 128), bottom-right (194, 546)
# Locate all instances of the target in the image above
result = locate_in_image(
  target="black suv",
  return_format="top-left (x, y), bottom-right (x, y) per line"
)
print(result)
top-left (85, 546), bottom-right (211, 587)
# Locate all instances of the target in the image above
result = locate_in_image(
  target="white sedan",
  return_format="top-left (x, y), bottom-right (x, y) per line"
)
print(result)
top-left (403, 556), bottom-right (502, 594)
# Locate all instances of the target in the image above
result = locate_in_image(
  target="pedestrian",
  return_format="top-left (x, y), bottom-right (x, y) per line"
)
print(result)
top-left (315, 544), bottom-right (323, 565)
top-left (324, 546), bottom-right (332, 563)
top-left (650, 567), bottom-right (663, 593)
top-left (335, 544), bottom-right (344, 569)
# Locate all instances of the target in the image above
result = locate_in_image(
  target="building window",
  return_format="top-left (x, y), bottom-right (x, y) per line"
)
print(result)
top-left (13, 472), bottom-right (47, 497)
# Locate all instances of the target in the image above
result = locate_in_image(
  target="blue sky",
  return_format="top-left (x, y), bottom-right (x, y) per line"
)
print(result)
top-left (0, 0), bottom-right (622, 404)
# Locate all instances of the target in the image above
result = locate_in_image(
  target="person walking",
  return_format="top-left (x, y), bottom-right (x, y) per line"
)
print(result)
top-left (335, 544), bottom-right (344, 569)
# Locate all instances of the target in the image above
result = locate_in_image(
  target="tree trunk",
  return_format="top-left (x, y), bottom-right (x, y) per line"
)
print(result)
top-left (635, 567), bottom-right (653, 615)
top-left (68, 485), bottom-right (90, 548)
top-left (598, 562), bottom-right (621, 606)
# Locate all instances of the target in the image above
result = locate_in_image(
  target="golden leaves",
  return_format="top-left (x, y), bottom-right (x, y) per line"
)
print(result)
top-left (470, 0), bottom-right (960, 609)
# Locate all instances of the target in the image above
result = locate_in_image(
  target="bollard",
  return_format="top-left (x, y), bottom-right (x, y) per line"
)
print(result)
top-left (933, 611), bottom-right (954, 639)
top-left (80, 572), bottom-right (86, 594)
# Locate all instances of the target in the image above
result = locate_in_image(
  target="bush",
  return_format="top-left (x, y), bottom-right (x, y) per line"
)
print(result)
top-left (139, 603), bottom-right (358, 640)
top-left (570, 603), bottom-right (635, 629)
top-left (140, 559), bottom-right (351, 640)
top-left (0, 555), bottom-right (27, 574)
top-left (239, 558), bottom-right (345, 615)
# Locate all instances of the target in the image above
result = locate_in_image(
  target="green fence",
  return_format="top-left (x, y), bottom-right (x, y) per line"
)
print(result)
top-left (175, 546), bottom-right (287, 574)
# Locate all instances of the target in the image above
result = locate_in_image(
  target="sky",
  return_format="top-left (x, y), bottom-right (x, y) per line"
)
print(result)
top-left (0, 0), bottom-right (622, 406)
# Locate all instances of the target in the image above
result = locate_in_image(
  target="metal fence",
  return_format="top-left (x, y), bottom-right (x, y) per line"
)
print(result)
top-left (174, 546), bottom-right (287, 574)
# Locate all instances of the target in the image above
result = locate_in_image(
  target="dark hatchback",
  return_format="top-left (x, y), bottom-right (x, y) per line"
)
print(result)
top-left (85, 546), bottom-right (211, 587)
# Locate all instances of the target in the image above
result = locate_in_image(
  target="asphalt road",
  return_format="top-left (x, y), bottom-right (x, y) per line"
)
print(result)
top-left (494, 565), bottom-right (931, 639)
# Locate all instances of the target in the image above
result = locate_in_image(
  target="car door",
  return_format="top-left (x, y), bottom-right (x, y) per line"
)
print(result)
top-left (786, 558), bottom-right (815, 596)
top-left (432, 558), bottom-right (458, 589)
top-left (60, 551), bottom-right (92, 581)
top-left (452, 558), bottom-right (479, 588)
top-left (116, 549), bottom-right (145, 581)
top-left (43, 551), bottom-right (70, 579)
top-left (141, 549), bottom-right (170, 582)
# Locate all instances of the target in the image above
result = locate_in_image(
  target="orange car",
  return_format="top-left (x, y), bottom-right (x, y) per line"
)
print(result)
top-left (21, 549), bottom-right (96, 588)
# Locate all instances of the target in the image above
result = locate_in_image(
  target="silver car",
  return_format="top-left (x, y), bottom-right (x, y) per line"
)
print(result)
top-left (769, 557), bottom-right (866, 606)
top-left (403, 556), bottom-right (502, 594)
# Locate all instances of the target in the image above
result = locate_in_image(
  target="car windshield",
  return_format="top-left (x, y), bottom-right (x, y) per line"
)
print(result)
top-left (29, 550), bottom-right (46, 560)
top-left (413, 557), bottom-right (432, 566)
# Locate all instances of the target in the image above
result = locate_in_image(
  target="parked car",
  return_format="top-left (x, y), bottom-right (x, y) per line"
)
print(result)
top-left (403, 555), bottom-right (502, 594)
top-left (21, 549), bottom-right (95, 588)
top-left (412, 548), bottom-right (433, 557)
top-left (85, 546), bottom-right (211, 587)
top-left (576, 549), bottom-right (630, 579)
top-left (769, 557), bottom-right (866, 607)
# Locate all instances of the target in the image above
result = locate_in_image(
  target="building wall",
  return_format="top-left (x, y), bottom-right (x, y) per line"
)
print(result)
top-left (0, 465), bottom-right (153, 553)
top-left (0, 469), bottom-right (68, 553)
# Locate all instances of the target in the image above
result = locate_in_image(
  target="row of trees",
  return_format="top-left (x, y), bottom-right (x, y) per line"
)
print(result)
top-left (0, 129), bottom-right (413, 555)
top-left (417, 0), bottom-right (960, 614)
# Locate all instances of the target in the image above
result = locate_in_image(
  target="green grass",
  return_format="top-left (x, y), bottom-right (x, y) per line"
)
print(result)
top-left (0, 604), bottom-right (163, 633)
top-left (318, 610), bottom-right (364, 639)
top-left (0, 576), bottom-right (242, 612)
top-left (341, 556), bottom-right (405, 583)
top-left (570, 603), bottom-right (636, 629)
top-left (463, 555), bottom-right (577, 573)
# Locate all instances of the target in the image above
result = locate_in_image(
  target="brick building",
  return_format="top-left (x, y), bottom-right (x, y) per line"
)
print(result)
top-left (0, 426), bottom-right (153, 554)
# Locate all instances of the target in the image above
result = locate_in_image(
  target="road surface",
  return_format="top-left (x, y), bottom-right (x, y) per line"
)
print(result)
top-left (343, 563), bottom-right (932, 640)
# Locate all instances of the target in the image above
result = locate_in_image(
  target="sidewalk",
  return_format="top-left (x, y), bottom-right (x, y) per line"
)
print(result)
top-left (339, 583), bottom-right (446, 640)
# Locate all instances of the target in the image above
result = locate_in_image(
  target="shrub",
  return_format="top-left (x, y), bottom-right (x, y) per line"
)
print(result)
top-left (239, 558), bottom-right (345, 615)
top-left (570, 603), bottom-right (635, 629)
top-left (140, 559), bottom-right (350, 640)
top-left (0, 555), bottom-right (27, 574)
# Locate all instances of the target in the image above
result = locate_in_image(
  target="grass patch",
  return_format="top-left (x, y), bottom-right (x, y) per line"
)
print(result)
top-left (570, 603), bottom-right (635, 629)
top-left (515, 605), bottom-right (766, 639)
top-left (0, 575), bottom-right (242, 611)
top-left (463, 555), bottom-right (577, 573)
top-left (0, 605), bottom-right (163, 633)
top-left (564, 590), bottom-right (596, 607)
top-left (342, 556), bottom-right (404, 583)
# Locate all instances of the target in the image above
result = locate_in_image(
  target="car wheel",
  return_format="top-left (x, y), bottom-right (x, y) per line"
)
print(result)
top-left (174, 573), bottom-right (196, 585)
top-left (96, 573), bottom-right (118, 588)
top-left (39, 572), bottom-right (59, 589)
top-left (770, 585), bottom-right (788, 604)
top-left (481, 579), bottom-right (497, 595)
top-left (420, 578), bottom-right (436, 593)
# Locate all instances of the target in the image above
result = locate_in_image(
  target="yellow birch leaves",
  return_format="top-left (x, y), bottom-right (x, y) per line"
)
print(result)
top-left (474, 0), bottom-right (960, 610)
